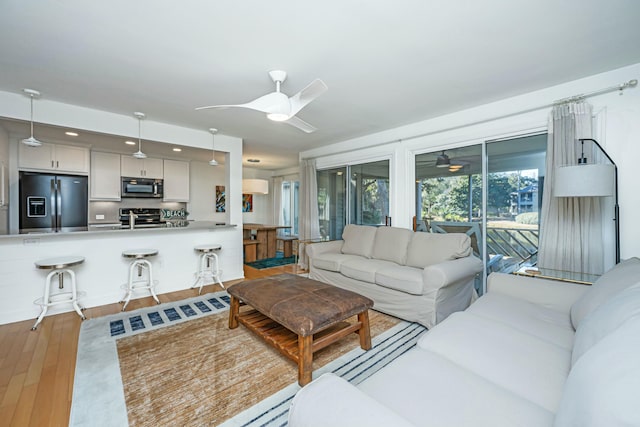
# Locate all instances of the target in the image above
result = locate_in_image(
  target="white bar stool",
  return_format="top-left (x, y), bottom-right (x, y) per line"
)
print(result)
top-left (121, 248), bottom-right (160, 311)
top-left (32, 256), bottom-right (86, 331)
top-left (191, 244), bottom-right (224, 294)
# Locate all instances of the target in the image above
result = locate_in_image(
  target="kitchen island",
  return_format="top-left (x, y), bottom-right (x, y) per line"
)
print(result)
top-left (0, 222), bottom-right (243, 325)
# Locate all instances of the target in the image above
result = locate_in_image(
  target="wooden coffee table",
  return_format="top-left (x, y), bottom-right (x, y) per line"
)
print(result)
top-left (227, 274), bottom-right (373, 386)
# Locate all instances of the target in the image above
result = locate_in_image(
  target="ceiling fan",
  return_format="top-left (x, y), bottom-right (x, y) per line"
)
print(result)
top-left (195, 70), bottom-right (328, 133)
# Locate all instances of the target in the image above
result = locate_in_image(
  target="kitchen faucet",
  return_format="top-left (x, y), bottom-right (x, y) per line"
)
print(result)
top-left (129, 211), bottom-right (138, 230)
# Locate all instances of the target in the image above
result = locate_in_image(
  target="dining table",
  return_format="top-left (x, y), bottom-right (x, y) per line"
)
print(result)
top-left (243, 224), bottom-right (292, 260)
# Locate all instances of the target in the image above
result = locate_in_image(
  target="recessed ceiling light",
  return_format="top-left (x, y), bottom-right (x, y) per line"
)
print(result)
top-left (65, 131), bottom-right (78, 136)
top-left (125, 140), bottom-right (136, 145)
top-left (172, 148), bottom-right (182, 152)
top-left (247, 158), bottom-right (260, 163)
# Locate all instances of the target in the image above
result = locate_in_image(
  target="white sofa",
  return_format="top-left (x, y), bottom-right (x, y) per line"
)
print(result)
top-left (289, 257), bottom-right (640, 427)
top-left (307, 225), bottom-right (483, 328)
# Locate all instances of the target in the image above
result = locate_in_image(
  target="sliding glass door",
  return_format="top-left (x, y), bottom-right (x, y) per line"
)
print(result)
top-left (317, 159), bottom-right (390, 240)
top-left (415, 133), bottom-right (546, 294)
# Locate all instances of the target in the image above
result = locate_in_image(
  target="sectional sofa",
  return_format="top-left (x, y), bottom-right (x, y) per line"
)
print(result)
top-left (289, 257), bottom-right (640, 427)
top-left (307, 224), bottom-right (483, 328)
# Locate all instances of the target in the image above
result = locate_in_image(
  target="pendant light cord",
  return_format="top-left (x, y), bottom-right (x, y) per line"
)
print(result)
top-left (29, 96), bottom-right (34, 138)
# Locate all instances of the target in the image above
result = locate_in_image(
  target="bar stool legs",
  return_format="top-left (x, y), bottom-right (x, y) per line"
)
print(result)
top-left (121, 249), bottom-right (160, 311)
top-left (191, 245), bottom-right (224, 294)
top-left (32, 256), bottom-right (86, 331)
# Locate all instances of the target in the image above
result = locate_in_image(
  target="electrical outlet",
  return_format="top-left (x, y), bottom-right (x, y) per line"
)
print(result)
top-left (96, 214), bottom-right (105, 220)
top-left (23, 238), bottom-right (40, 245)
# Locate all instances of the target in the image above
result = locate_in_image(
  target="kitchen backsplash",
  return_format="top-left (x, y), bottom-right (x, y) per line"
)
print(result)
top-left (89, 200), bottom-right (186, 224)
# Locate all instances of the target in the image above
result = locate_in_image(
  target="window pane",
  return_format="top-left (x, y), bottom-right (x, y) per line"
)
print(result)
top-left (349, 160), bottom-right (390, 226)
top-left (317, 167), bottom-right (347, 240)
top-left (486, 134), bottom-right (546, 270)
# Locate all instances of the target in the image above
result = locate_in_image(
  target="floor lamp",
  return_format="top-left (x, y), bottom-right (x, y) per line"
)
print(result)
top-left (552, 138), bottom-right (619, 264)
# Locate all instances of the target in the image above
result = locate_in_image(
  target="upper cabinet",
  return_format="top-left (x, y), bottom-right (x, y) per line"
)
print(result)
top-left (163, 159), bottom-right (190, 202)
top-left (120, 155), bottom-right (163, 178)
top-left (90, 151), bottom-right (121, 200)
top-left (19, 142), bottom-right (89, 174)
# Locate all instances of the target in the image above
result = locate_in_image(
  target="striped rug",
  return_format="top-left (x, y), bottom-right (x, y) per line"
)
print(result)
top-left (70, 291), bottom-right (427, 426)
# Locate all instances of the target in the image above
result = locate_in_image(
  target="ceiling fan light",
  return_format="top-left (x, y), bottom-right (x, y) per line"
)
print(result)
top-left (448, 165), bottom-right (463, 172)
top-left (266, 112), bottom-right (289, 122)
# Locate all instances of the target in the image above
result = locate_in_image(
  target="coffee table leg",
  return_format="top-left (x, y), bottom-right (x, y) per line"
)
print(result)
top-left (358, 310), bottom-right (372, 350)
top-left (298, 334), bottom-right (313, 386)
top-left (229, 295), bottom-right (239, 329)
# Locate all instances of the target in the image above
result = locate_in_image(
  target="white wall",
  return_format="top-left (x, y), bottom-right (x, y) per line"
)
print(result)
top-left (301, 63), bottom-right (640, 260)
top-left (189, 160), bottom-right (228, 222)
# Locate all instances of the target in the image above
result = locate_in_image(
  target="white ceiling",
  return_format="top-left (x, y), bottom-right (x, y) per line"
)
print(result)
top-left (1, 1), bottom-right (639, 170)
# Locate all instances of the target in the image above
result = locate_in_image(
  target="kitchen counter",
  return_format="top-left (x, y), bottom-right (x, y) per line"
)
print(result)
top-left (0, 221), bottom-right (236, 240)
top-left (0, 221), bottom-right (243, 325)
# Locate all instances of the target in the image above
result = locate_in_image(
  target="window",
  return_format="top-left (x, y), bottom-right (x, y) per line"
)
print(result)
top-left (281, 180), bottom-right (299, 236)
top-left (350, 160), bottom-right (390, 226)
top-left (317, 159), bottom-right (390, 240)
top-left (317, 167), bottom-right (346, 240)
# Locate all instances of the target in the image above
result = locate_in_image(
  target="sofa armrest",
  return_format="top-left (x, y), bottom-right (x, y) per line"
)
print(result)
top-left (288, 373), bottom-right (416, 427)
top-left (305, 240), bottom-right (344, 258)
top-left (487, 272), bottom-right (590, 313)
top-left (422, 256), bottom-right (484, 291)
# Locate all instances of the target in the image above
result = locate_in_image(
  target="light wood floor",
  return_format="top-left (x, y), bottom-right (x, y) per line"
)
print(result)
top-left (0, 263), bottom-right (301, 427)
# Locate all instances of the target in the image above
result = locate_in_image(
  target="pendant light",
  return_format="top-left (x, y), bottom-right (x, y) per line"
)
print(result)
top-left (132, 112), bottom-right (147, 159)
top-left (21, 88), bottom-right (42, 147)
top-left (208, 128), bottom-right (218, 166)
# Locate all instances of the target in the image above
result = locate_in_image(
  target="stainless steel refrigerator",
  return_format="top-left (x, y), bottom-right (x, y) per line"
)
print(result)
top-left (19, 171), bottom-right (88, 233)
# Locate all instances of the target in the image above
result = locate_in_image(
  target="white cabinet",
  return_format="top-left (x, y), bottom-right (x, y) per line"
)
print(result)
top-left (90, 152), bottom-right (121, 200)
top-left (19, 142), bottom-right (89, 174)
top-left (120, 155), bottom-right (163, 178)
top-left (163, 159), bottom-right (190, 202)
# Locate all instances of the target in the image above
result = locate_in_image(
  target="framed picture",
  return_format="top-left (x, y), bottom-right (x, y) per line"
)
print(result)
top-left (215, 185), bottom-right (225, 212)
top-left (242, 194), bottom-right (253, 212)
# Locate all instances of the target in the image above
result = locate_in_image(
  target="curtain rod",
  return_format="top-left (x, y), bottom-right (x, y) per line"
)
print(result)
top-left (302, 78), bottom-right (637, 160)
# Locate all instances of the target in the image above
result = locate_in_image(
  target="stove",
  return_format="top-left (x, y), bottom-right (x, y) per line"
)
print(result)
top-left (119, 208), bottom-right (163, 226)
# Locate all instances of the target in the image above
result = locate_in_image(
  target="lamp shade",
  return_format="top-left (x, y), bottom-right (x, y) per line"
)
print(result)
top-left (242, 179), bottom-right (269, 194)
top-left (553, 164), bottom-right (615, 197)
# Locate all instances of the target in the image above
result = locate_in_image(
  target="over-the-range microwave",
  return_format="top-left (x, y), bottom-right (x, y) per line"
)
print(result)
top-left (121, 177), bottom-right (163, 198)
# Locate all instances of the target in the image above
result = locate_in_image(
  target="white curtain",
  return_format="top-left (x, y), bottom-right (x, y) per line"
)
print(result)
top-left (272, 176), bottom-right (284, 234)
top-left (298, 159), bottom-right (321, 269)
top-left (538, 101), bottom-right (605, 275)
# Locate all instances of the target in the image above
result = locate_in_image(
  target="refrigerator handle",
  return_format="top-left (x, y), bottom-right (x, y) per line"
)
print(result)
top-left (56, 180), bottom-right (62, 231)
top-left (50, 179), bottom-right (57, 230)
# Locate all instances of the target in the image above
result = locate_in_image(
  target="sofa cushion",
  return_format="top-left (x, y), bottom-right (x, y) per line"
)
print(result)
top-left (467, 292), bottom-right (574, 349)
top-left (554, 315), bottom-right (640, 427)
top-left (341, 224), bottom-right (377, 258)
top-left (416, 312), bottom-right (571, 412)
top-left (372, 227), bottom-right (413, 265)
top-left (570, 257), bottom-right (640, 329)
top-left (311, 253), bottom-right (364, 273)
top-left (340, 258), bottom-right (398, 283)
top-left (359, 348), bottom-right (554, 427)
top-left (375, 266), bottom-right (424, 295)
top-left (405, 232), bottom-right (472, 268)
top-left (572, 281), bottom-right (640, 365)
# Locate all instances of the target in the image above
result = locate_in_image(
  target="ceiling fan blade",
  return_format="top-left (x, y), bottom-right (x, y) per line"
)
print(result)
top-left (195, 92), bottom-right (288, 114)
top-left (288, 79), bottom-right (328, 117)
top-left (284, 115), bottom-right (317, 133)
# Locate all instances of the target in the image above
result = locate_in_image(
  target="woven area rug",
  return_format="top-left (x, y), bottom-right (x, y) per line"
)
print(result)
top-left (70, 291), bottom-right (427, 426)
